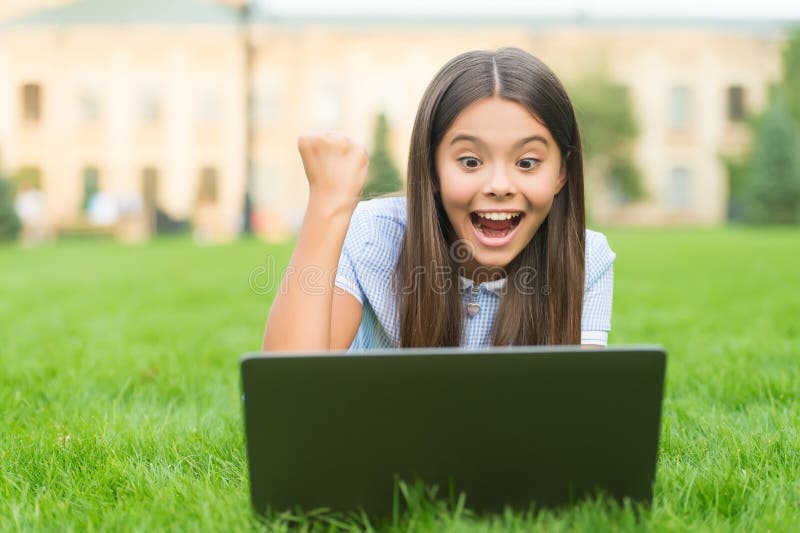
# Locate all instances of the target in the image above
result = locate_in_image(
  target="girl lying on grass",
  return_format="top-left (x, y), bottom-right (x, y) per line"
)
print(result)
top-left (263, 47), bottom-right (615, 351)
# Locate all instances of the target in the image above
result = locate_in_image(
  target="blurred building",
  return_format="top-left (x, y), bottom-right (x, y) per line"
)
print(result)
top-left (0, 0), bottom-right (70, 21)
top-left (0, 0), bottom-right (789, 242)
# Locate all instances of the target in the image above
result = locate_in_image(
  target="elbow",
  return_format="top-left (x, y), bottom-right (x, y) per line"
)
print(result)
top-left (261, 327), bottom-right (276, 352)
top-left (261, 332), bottom-right (279, 353)
top-left (260, 331), bottom-right (329, 353)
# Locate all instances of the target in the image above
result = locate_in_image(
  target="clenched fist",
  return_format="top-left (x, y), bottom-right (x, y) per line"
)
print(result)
top-left (297, 131), bottom-right (369, 212)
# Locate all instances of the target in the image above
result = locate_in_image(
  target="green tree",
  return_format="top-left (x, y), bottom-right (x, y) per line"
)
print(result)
top-left (782, 29), bottom-right (800, 125)
top-left (741, 95), bottom-right (800, 224)
top-left (0, 174), bottom-right (21, 242)
top-left (362, 113), bottom-right (403, 199)
top-left (723, 29), bottom-right (800, 224)
top-left (569, 73), bottom-right (645, 202)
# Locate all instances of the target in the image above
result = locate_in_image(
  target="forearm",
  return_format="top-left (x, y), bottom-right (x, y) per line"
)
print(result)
top-left (262, 195), bottom-right (354, 351)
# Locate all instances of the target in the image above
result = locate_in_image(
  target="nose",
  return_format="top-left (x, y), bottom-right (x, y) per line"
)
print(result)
top-left (483, 164), bottom-right (516, 198)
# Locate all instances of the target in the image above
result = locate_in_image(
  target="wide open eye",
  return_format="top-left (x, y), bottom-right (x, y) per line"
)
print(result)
top-left (517, 158), bottom-right (541, 171)
top-left (458, 156), bottom-right (481, 169)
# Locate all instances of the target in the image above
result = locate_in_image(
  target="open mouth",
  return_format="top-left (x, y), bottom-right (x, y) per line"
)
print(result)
top-left (469, 211), bottom-right (525, 239)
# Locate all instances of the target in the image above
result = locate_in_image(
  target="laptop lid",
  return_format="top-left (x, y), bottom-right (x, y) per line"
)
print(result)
top-left (241, 345), bottom-right (666, 517)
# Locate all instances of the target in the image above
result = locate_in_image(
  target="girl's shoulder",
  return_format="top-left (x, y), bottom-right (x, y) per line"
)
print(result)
top-left (584, 229), bottom-right (616, 284)
top-left (585, 228), bottom-right (612, 251)
top-left (351, 195), bottom-right (407, 226)
top-left (344, 195), bottom-right (408, 269)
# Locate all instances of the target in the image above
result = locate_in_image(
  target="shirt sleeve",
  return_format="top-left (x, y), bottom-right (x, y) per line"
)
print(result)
top-left (333, 202), bottom-right (369, 305)
top-left (581, 231), bottom-right (616, 345)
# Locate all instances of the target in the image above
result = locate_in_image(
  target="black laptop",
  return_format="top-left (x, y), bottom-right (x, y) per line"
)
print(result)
top-left (240, 345), bottom-right (666, 517)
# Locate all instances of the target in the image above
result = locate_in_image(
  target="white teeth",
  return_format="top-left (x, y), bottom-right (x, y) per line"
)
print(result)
top-left (476, 212), bottom-right (521, 221)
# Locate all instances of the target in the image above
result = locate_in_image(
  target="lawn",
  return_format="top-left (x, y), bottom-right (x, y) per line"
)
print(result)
top-left (1, 228), bottom-right (798, 531)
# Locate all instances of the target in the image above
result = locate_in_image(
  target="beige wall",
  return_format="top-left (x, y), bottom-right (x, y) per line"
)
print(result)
top-left (249, 24), bottom-right (532, 237)
top-left (0, 25), bottom-right (246, 236)
top-left (248, 23), bottom-right (783, 232)
top-left (0, 16), bottom-right (787, 242)
top-left (525, 27), bottom-right (782, 224)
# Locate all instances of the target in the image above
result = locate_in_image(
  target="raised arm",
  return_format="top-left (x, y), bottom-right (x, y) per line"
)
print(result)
top-left (261, 132), bottom-right (368, 352)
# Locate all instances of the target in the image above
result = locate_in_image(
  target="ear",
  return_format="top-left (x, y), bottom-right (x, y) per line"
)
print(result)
top-left (555, 159), bottom-right (568, 196)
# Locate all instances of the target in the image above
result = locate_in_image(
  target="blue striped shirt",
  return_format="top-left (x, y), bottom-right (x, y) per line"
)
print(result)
top-left (334, 196), bottom-right (615, 351)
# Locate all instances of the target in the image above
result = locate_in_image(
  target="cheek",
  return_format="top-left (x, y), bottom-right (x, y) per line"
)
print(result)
top-left (522, 171), bottom-right (562, 207)
top-left (438, 164), bottom-right (475, 209)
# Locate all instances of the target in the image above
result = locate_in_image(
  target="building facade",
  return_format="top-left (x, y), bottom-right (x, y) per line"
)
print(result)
top-left (0, 1), bottom-right (788, 242)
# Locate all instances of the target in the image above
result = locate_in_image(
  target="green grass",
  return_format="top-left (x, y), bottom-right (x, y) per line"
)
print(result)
top-left (1, 228), bottom-right (799, 531)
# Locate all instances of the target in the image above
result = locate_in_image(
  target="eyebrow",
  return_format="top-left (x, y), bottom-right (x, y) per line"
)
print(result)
top-left (449, 134), bottom-right (549, 149)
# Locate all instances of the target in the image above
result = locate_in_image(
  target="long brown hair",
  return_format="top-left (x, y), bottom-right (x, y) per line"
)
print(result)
top-left (394, 47), bottom-right (586, 347)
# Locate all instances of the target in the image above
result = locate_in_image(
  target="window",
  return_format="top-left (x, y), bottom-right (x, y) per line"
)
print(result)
top-left (141, 90), bottom-right (161, 124)
top-left (78, 89), bottom-right (101, 124)
top-left (316, 80), bottom-right (340, 129)
top-left (141, 167), bottom-right (159, 233)
top-left (142, 167), bottom-right (159, 209)
top-left (82, 166), bottom-right (100, 211)
top-left (254, 74), bottom-right (285, 125)
top-left (608, 181), bottom-right (629, 207)
top-left (21, 83), bottom-right (42, 122)
top-left (198, 166), bottom-right (218, 203)
top-left (253, 165), bottom-right (282, 206)
top-left (669, 85), bottom-right (691, 131)
top-left (727, 86), bottom-right (746, 121)
top-left (14, 166), bottom-right (42, 189)
top-left (667, 167), bottom-right (691, 209)
top-left (377, 73), bottom-right (403, 124)
top-left (197, 89), bottom-right (222, 125)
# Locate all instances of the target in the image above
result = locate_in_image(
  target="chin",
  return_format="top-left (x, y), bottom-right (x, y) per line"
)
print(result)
top-left (467, 244), bottom-right (517, 268)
